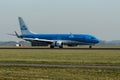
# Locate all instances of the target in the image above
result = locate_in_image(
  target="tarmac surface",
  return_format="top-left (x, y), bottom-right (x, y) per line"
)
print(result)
top-left (0, 63), bottom-right (120, 69)
top-left (0, 47), bottom-right (120, 50)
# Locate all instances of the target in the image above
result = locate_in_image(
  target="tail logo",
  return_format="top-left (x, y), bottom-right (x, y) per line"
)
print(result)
top-left (21, 25), bottom-right (27, 30)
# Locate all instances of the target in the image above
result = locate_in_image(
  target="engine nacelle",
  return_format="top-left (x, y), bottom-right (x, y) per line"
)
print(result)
top-left (51, 41), bottom-right (63, 48)
top-left (56, 41), bottom-right (62, 46)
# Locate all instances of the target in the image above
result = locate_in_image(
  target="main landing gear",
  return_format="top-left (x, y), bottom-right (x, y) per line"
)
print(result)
top-left (50, 45), bottom-right (54, 48)
top-left (50, 45), bottom-right (63, 48)
top-left (89, 45), bottom-right (92, 48)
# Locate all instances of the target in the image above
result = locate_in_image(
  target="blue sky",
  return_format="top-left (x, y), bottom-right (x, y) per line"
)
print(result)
top-left (0, 0), bottom-right (120, 41)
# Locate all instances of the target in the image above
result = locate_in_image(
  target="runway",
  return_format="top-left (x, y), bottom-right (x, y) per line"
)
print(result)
top-left (0, 47), bottom-right (120, 50)
top-left (0, 63), bottom-right (120, 69)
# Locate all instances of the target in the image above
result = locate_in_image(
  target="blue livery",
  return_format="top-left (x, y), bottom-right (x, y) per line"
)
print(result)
top-left (15, 17), bottom-right (100, 48)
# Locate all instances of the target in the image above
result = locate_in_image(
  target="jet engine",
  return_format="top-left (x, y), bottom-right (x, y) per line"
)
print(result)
top-left (50, 41), bottom-right (63, 48)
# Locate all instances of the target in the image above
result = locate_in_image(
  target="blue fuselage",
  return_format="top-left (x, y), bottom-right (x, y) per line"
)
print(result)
top-left (16, 17), bottom-right (100, 48)
top-left (22, 34), bottom-right (100, 45)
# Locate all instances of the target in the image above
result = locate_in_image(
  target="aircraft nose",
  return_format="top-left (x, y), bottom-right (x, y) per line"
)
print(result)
top-left (95, 39), bottom-right (100, 43)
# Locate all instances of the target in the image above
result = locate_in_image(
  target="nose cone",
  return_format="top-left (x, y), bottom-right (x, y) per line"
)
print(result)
top-left (94, 39), bottom-right (100, 43)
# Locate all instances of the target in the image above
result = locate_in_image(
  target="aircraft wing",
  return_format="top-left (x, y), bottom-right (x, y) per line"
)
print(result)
top-left (23, 38), bottom-right (53, 44)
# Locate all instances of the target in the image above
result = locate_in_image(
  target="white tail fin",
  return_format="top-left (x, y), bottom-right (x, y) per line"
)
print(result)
top-left (18, 17), bottom-right (33, 35)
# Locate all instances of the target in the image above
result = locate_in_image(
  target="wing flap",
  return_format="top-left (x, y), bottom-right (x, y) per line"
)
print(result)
top-left (23, 38), bottom-right (53, 44)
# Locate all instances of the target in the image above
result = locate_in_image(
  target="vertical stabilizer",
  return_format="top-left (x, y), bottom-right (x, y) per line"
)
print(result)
top-left (18, 17), bottom-right (33, 35)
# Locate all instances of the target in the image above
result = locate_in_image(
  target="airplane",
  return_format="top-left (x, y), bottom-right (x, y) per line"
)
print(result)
top-left (13, 17), bottom-right (100, 48)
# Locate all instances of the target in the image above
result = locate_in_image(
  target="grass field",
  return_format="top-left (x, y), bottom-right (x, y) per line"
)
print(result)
top-left (0, 66), bottom-right (120, 80)
top-left (0, 49), bottom-right (120, 65)
top-left (0, 49), bottom-right (120, 80)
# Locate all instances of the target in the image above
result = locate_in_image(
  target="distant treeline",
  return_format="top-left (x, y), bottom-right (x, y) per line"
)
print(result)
top-left (0, 41), bottom-right (31, 46)
top-left (97, 40), bottom-right (120, 46)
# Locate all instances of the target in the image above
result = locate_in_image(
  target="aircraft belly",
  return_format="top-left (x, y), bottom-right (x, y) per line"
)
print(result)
top-left (62, 40), bottom-right (94, 45)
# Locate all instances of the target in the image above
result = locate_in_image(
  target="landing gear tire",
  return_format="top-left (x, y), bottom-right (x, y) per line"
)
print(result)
top-left (89, 45), bottom-right (92, 49)
top-left (59, 46), bottom-right (63, 48)
top-left (50, 45), bottom-right (54, 48)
